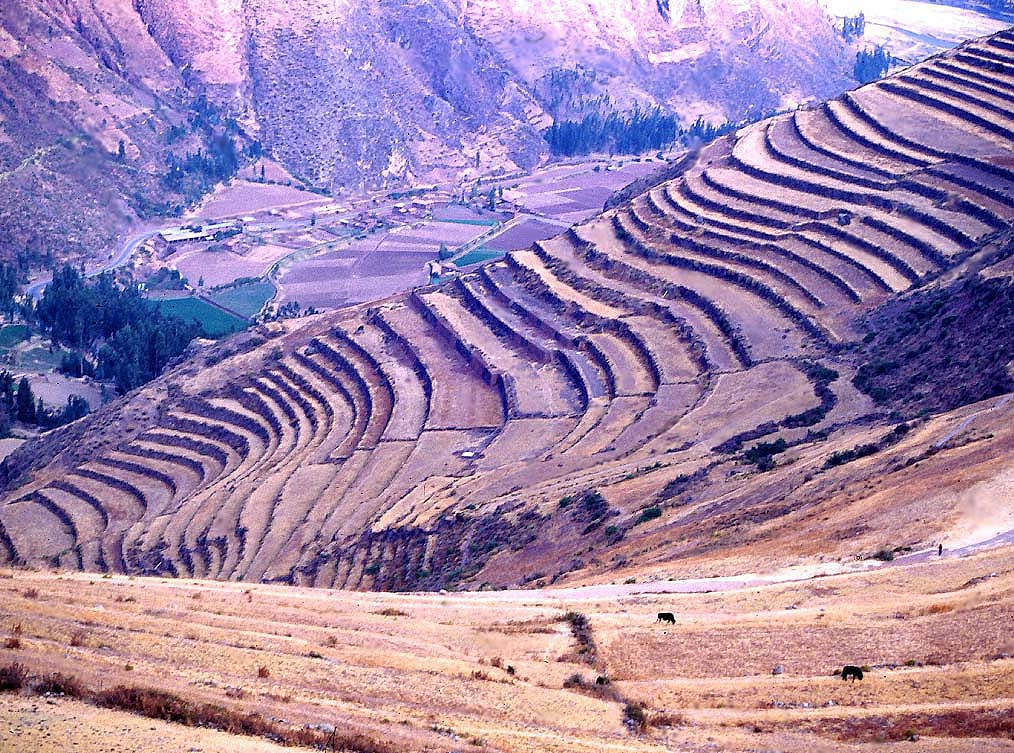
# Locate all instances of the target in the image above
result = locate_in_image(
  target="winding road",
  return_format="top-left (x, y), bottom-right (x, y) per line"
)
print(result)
top-left (26, 228), bottom-right (162, 300)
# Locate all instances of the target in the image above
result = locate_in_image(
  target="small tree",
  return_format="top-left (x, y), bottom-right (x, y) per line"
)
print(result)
top-left (16, 377), bottom-right (34, 423)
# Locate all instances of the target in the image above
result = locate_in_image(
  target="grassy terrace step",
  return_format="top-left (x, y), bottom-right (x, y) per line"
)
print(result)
top-left (733, 125), bottom-right (989, 247)
top-left (823, 100), bottom-right (931, 169)
top-left (342, 322), bottom-right (428, 441)
top-left (953, 48), bottom-right (1014, 80)
top-left (792, 109), bottom-right (903, 178)
top-left (72, 467), bottom-right (148, 519)
top-left (118, 442), bottom-right (207, 485)
top-left (850, 81), bottom-right (1014, 189)
top-left (924, 163), bottom-right (1014, 214)
top-left (314, 333), bottom-right (395, 449)
top-left (418, 288), bottom-right (581, 417)
top-left (181, 397), bottom-right (273, 447)
top-left (644, 190), bottom-right (868, 304)
top-left (92, 455), bottom-right (178, 508)
top-left (456, 273), bottom-right (600, 405)
top-left (291, 351), bottom-right (363, 458)
top-left (612, 212), bottom-right (832, 347)
top-left (374, 303), bottom-right (504, 430)
top-left (764, 116), bottom-right (892, 189)
top-left (223, 385), bottom-right (292, 452)
top-left (880, 79), bottom-right (1014, 145)
top-left (671, 167), bottom-right (923, 287)
top-left (650, 184), bottom-right (893, 296)
top-left (408, 289), bottom-right (514, 419)
top-left (709, 153), bottom-right (966, 263)
top-left (477, 262), bottom-right (621, 398)
top-left (308, 337), bottom-right (385, 450)
top-left (935, 56), bottom-right (1014, 93)
top-left (22, 491), bottom-right (82, 568)
top-left (892, 73), bottom-right (1014, 141)
top-left (366, 307), bottom-right (435, 424)
top-left (634, 193), bottom-right (842, 305)
top-left (474, 276), bottom-right (599, 400)
top-left (251, 374), bottom-right (301, 429)
top-left (922, 62), bottom-right (1014, 109)
top-left (626, 202), bottom-right (827, 309)
top-left (557, 227), bottom-right (750, 370)
top-left (139, 430), bottom-right (231, 471)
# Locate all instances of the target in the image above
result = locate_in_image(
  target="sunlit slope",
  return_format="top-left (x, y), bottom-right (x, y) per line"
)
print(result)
top-left (1, 30), bottom-right (1013, 587)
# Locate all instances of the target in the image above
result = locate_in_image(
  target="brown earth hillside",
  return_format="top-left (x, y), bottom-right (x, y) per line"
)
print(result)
top-left (0, 29), bottom-right (1013, 590)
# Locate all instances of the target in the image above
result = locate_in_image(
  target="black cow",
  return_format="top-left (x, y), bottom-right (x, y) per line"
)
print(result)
top-left (841, 665), bottom-right (864, 681)
top-left (656, 612), bottom-right (676, 624)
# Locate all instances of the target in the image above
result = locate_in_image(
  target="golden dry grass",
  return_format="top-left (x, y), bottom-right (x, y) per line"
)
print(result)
top-left (1, 544), bottom-right (1012, 753)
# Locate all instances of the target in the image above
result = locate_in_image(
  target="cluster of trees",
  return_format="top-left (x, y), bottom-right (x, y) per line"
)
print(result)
top-left (841, 12), bottom-right (865, 41)
top-left (160, 95), bottom-right (249, 207)
top-left (544, 106), bottom-right (735, 157)
top-left (854, 46), bottom-right (892, 84)
top-left (0, 372), bottom-right (90, 437)
top-left (36, 266), bottom-right (202, 394)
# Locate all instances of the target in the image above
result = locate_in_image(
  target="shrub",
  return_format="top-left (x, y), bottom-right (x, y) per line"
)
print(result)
top-left (648, 711), bottom-right (685, 727)
top-left (69, 630), bottom-right (87, 647)
top-left (0, 663), bottom-right (28, 691)
top-left (874, 548), bottom-right (895, 562)
top-left (34, 673), bottom-right (83, 697)
top-left (624, 702), bottom-right (648, 732)
top-left (562, 672), bottom-right (587, 688)
top-left (372, 608), bottom-right (408, 617)
top-left (21, 588), bottom-right (39, 599)
top-left (634, 506), bottom-right (662, 525)
top-left (256, 665), bottom-right (270, 679)
top-left (4, 637), bottom-right (21, 650)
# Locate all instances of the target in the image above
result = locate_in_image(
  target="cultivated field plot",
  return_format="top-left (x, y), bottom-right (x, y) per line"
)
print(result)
top-left (173, 243), bottom-right (296, 288)
top-left (484, 217), bottom-right (567, 252)
top-left (503, 159), bottom-right (659, 223)
top-left (277, 220), bottom-right (490, 309)
top-left (194, 180), bottom-right (330, 221)
top-left (1, 548), bottom-right (1012, 753)
top-left (207, 282), bottom-right (276, 319)
top-left (153, 296), bottom-right (249, 338)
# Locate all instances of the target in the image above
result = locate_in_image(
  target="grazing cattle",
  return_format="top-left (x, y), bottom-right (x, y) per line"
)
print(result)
top-left (656, 612), bottom-right (676, 624)
top-left (841, 665), bottom-right (864, 681)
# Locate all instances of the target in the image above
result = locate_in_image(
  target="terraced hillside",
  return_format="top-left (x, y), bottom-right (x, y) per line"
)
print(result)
top-left (1, 30), bottom-right (1013, 588)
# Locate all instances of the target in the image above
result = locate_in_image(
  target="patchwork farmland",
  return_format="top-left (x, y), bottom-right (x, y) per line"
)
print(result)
top-left (0, 31), bottom-right (1013, 597)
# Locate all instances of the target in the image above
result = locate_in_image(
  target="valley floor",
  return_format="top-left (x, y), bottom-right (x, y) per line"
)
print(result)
top-left (1, 543), bottom-right (1012, 752)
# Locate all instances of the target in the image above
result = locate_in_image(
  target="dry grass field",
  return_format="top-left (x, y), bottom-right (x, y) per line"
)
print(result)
top-left (1, 543), bottom-right (1011, 752)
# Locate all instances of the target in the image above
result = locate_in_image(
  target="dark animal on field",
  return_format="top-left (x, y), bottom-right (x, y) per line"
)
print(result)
top-left (841, 665), bottom-right (864, 681)
top-left (657, 612), bottom-right (676, 624)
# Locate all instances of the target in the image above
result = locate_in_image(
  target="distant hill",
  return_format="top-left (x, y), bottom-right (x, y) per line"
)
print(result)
top-left (0, 0), bottom-right (853, 268)
top-left (0, 28), bottom-right (1011, 590)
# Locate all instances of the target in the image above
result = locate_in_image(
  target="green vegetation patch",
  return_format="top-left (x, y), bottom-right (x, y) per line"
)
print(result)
top-left (207, 281), bottom-right (274, 319)
top-left (154, 297), bottom-right (248, 339)
top-left (438, 218), bottom-right (500, 227)
top-left (18, 346), bottom-right (69, 372)
top-left (454, 246), bottom-right (504, 267)
top-left (0, 325), bottom-right (29, 349)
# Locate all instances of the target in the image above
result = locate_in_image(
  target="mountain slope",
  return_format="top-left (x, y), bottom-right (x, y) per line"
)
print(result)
top-left (1, 29), bottom-right (1012, 587)
top-left (0, 0), bottom-right (854, 267)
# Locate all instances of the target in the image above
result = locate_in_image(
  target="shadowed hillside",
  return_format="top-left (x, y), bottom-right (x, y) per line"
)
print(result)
top-left (0, 29), bottom-right (1012, 590)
